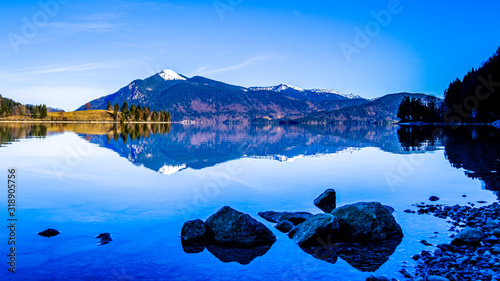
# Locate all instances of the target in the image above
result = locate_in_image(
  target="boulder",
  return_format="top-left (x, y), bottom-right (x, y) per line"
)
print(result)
top-left (258, 211), bottom-right (312, 225)
top-left (451, 227), bottom-right (485, 246)
top-left (290, 213), bottom-right (340, 247)
top-left (205, 206), bottom-right (276, 247)
top-left (181, 219), bottom-right (206, 244)
top-left (331, 202), bottom-right (403, 242)
top-left (37, 228), bottom-right (60, 238)
top-left (314, 188), bottom-right (337, 213)
top-left (275, 220), bottom-right (294, 233)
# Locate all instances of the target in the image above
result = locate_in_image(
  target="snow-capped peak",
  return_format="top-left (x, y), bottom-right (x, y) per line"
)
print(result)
top-left (249, 84), bottom-right (304, 92)
top-left (275, 84), bottom-right (304, 92)
top-left (310, 88), bottom-right (363, 99)
top-left (159, 69), bottom-right (186, 81)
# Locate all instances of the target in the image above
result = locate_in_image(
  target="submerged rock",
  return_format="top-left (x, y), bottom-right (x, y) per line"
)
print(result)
top-left (278, 212), bottom-right (313, 225)
top-left (37, 229), bottom-right (60, 238)
top-left (96, 233), bottom-right (113, 245)
top-left (257, 211), bottom-right (281, 223)
top-left (290, 213), bottom-right (340, 247)
top-left (275, 220), bottom-right (294, 233)
top-left (206, 244), bottom-right (272, 265)
top-left (331, 202), bottom-right (403, 242)
top-left (258, 211), bottom-right (312, 225)
top-left (181, 219), bottom-right (206, 244)
top-left (451, 227), bottom-right (485, 246)
top-left (314, 188), bottom-right (337, 213)
top-left (205, 206), bottom-right (276, 247)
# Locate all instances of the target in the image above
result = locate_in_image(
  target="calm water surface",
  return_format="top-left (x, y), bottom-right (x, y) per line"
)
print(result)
top-left (0, 123), bottom-right (499, 280)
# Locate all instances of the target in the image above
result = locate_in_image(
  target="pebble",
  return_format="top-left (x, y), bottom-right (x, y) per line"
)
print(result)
top-left (407, 201), bottom-right (500, 281)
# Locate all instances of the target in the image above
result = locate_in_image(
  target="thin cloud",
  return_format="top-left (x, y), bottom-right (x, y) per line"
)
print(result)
top-left (0, 62), bottom-right (123, 79)
top-left (48, 22), bottom-right (115, 32)
top-left (189, 55), bottom-right (278, 77)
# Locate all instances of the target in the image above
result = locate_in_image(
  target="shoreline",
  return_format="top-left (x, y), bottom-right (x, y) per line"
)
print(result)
top-left (404, 201), bottom-right (500, 280)
top-left (0, 120), bottom-right (179, 124)
top-left (397, 121), bottom-right (498, 126)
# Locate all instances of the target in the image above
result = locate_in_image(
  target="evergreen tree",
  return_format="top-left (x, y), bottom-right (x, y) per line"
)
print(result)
top-left (107, 101), bottom-right (112, 111)
top-left (121, 101), bottom-right (129, 114)
top-left (41, 105), bottom-right (48, 118)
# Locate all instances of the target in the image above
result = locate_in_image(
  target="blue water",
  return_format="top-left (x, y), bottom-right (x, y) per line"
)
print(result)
top-left (0, 124), bottom-right (498, 280)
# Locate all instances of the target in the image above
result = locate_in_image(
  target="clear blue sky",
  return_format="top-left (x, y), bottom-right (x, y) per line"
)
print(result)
top-left (1, 0), bottom-right (500, 111)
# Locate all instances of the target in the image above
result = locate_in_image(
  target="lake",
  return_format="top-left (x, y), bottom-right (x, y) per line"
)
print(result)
top-left (1, 123), bottom-right (499, 280)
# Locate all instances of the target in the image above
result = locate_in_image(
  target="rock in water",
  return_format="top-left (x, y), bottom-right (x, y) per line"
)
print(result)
top-left (290, 213), bottom-right (340, 247)
top-left (275, 220), bottom-right (295, 233)
top-left (314, 188), bottom-right (337, 213)
top-left (429, 196), bottom-right (440, 202)
top-left (258, 211), bottom-right (312, 225)
top-left (181, 219), bottom-right (206, 244)
top-left (37, 229), bottom-right (60, 238)
top-left (205, 206), bottom-right (276, 247)
top-left (96, 233), bottom-right (113, 245)
top-left (331, 202), bottom-right (403, 242)
top-left (277, 212), bottom-right (313, 225)
top-left (451, 227), bottom-right (485, 246)
top-left (257, 211), bottom-right (281, 223)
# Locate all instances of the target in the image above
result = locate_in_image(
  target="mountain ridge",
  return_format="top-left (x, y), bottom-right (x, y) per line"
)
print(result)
top-left (76, 69), bottom-right (439, 123)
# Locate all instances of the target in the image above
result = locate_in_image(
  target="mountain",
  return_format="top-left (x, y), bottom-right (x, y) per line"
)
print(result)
top-left (292, 93), bottom-right (442, 124)
top-left (248, 84), bottom-right (363, 102)
top-left (77, 70), bottom-right (368, 122)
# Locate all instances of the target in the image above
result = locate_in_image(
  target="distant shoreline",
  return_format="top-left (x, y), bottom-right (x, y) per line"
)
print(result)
top-left (0, 120), bottom-right (175, 124)
top-left (398, 121), bottom-right (499, 127)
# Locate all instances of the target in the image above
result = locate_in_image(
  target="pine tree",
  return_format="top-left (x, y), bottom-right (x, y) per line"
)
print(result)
top-left (107, 101), bottom-right (112, 111)
top-left (41, 105), bottom-right (48, 119)
top-left (121, 101), bottom-right (129, 114)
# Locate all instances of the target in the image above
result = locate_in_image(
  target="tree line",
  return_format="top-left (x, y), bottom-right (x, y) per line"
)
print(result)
top-left (397, 96), bottom-right (441, 122)
top-left (443, 47), bottom-right (500, 123)
top-left (398, 47), bottom-right (500, 123)
top-left (108, 101), bottom-right (171, 123)
top-left (0, 95), bottom-right (48, 119)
